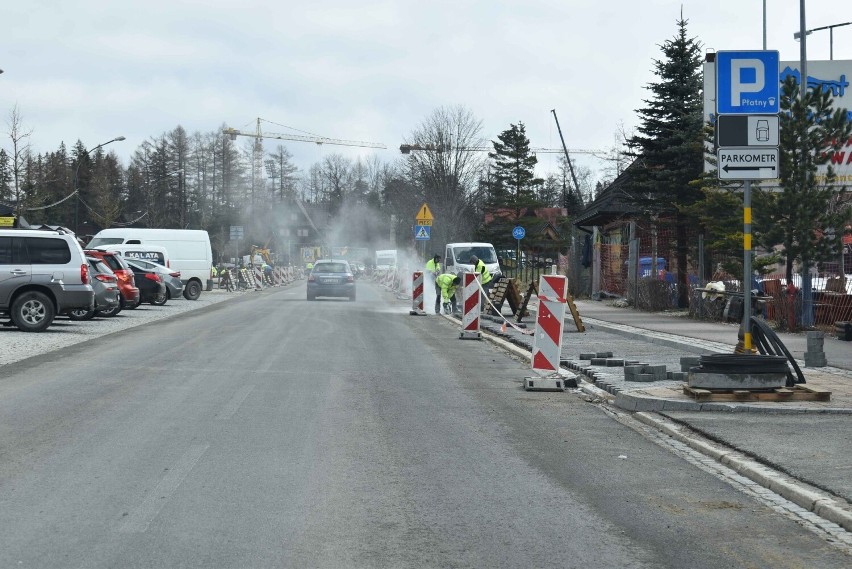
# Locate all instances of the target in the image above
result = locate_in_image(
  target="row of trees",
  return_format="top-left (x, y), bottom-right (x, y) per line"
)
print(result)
top-left (1, 105), bottom-right (607, 260)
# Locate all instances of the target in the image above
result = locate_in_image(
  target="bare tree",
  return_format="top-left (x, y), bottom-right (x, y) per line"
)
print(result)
top-left (401, 105), bottom-right (485, 244)
top-left (5, 104), bottom-right (33, 216)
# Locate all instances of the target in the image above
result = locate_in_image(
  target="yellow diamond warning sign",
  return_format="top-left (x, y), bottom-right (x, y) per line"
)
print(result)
top-left (415, 203), bottom-right (434, 223)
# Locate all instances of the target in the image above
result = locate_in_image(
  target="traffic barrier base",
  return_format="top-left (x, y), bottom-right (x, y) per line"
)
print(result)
top-left (523, 374), bottom-right (568, 392)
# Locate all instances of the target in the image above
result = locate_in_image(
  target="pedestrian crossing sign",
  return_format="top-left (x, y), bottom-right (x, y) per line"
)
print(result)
top-left (414, 225), bottom-right (431, 240)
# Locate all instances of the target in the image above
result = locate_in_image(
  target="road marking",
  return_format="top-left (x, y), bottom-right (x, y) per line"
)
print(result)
top-left (219, 384), bottom-right (254, 420)
top-left (118, 443), bottom-right (209, 534)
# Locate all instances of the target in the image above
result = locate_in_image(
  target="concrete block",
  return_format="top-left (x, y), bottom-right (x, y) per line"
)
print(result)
top-left (596, 351), bottom-right (613, 358)
top-left (623, 365), bottom-right (643, 377)
top-left (626, 373), bottom-right (656, 383)
top-left (590, 358), bottom-right (607, 366)
top-left (579, 353), bottom-right (596, 360)
top-left (680, 356), bottom-right (701, 372)
top-left (804, 353), bottom-right (827, 368)
top-left (688, 370), bottom-right (787, 389)
top-left (605, 359), bottom-right (625, 367)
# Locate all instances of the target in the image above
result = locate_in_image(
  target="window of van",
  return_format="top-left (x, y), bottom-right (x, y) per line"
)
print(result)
top-left (87, 237), bottom-right (123, 247)
top-left (452, 246), bottom-right (497, 264)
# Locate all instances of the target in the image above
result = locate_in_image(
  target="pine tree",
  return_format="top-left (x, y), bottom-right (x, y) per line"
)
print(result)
top-left (756, 76), bottom-right (852, 325)
top-left (488, 122), bottom-right (543, 218)
top-left (629, 16), bottom-right (704, 307)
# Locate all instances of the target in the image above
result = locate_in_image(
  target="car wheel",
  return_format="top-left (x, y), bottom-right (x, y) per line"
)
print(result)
top-left (126, 296), bottom-right (142, 310)
top-left (10, 291), bottom-right (55, 332)
top-left (95, 303), bottom-right (121, 317)
top-left (183, 280), bottom-right (202, 300)
top-left (68, 307), bottom-right (95, 321)
top-left (151, 291), bottom-right (168, 306)
top-left (349, 293), bottom-right (356, 301)
top-left (307, 293), bottom-right (315, 301)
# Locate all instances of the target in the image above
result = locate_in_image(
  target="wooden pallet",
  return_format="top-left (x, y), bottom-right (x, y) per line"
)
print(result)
top-left (682, 384), bottom-right (831, 403)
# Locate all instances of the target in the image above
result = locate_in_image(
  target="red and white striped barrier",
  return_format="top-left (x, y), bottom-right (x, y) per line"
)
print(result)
top-left (253, 266), bottom-right (263, 289)
top-left (409, 271), bottom-right (426, 315)
top-left (273, 267), bottom-right (282, 286)
top-left (459, 272), bottom-right (481, 340)
top-left (526, 274), bottom-right (568, 390)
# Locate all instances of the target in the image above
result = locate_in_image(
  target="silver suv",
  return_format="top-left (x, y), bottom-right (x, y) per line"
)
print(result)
top-left (0, 228), bottom-right (95, 332)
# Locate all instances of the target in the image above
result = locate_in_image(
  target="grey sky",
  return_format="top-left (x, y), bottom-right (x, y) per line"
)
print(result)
top-left (2, 1), bottom-right (849, 184)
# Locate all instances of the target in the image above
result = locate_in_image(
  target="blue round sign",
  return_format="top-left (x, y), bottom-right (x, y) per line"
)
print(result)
top-left (512, 226), bottom-right (526, 240)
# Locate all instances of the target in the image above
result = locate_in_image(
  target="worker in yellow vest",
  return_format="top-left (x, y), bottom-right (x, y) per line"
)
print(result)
top-left (425, 254), bottom-right (442, 313)
top-left (469, 255), bottom-right (493, 308)
top-left (435, 273), bottom-right (461, 314)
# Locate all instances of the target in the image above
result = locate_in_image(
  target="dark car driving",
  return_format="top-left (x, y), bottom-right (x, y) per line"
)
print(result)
top-left (306, 259), bottom-right (356, 301)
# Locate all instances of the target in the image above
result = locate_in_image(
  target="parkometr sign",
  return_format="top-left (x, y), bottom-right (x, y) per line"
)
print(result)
top-left (714, 51), bottom-right (780, 182)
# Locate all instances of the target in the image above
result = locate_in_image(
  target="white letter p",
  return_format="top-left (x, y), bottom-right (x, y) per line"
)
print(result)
top-left (731, 59), bottom-right (765, 106)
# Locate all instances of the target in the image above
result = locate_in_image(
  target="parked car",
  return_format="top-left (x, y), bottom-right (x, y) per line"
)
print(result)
top-left (307, 259), bottom-right (356, 301)
top-left (124, 258), bottom-right (183, 300)
top-left (126, 262), bottom-right (167, 305)
top-left (1, 227), bottom-right (94, 332)
top-left (67, 256), bottom-right (121, 320)
top-left (84, 249), bottom-right (140, 310)
top-left (87, 228), bottom-right (213, 300)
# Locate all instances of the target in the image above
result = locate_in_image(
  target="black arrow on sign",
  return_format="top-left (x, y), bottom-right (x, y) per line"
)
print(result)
top-left (723, 164), bottom-right (777, 173)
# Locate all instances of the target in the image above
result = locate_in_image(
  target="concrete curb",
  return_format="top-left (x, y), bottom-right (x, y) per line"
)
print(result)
top-left (633, 412), bottom-right (852, 533)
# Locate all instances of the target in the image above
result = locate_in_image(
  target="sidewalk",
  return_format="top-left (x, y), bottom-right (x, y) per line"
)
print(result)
top-left (567, 299), bottom-right (852, 414)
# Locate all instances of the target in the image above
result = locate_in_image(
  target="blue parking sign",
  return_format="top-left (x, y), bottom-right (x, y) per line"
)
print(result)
top-left (716, 51), bottom-right (780, 115)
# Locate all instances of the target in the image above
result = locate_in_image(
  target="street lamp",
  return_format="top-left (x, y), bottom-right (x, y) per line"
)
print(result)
top-left (73, 136), bottom-right (126, 235)
top-left (794, 21), bottom-right (852, 60)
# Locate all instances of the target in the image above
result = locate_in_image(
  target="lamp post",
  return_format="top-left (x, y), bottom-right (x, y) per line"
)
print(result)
top-left (794, 21), bottom-right (851, 60)
top-left (73, 136), bottom-right (125, 235)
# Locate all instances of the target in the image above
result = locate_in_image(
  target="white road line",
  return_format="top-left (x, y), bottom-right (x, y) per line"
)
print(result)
top-left (117, 443), bottom-right (209, 534)
top-left (219, 384), bottom-right (254, 420)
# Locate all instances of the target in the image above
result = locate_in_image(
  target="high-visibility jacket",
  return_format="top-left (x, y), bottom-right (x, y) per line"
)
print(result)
top-left (435, 273), bottom-right (458, 301)
top-left (425, 258), bottom-right (441, 276)
top-left (474, 259), bottom-right (493, 285)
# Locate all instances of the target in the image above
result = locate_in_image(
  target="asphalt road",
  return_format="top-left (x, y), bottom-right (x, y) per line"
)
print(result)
top-left (0, 281), bottom-right (849, 568)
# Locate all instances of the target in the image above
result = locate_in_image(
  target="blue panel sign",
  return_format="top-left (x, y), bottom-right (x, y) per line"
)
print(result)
top-left (512, 226), bottom-right (526, 240)
top-left (414, 225), bottom-right (431, 240)
top-left (716, 51), bottom-right (780, 114)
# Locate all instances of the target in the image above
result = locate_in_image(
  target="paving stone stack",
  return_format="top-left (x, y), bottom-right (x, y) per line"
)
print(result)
top-left (624, 363), bottom-right (669, 383)
top-left (836, 321), bottom-right (852, 341)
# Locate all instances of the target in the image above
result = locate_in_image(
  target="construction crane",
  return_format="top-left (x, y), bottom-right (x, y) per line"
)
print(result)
top-left (223, 118), bottom-right (386, 202)
top-left (224, 118), bottom-right (387, 149)
top-left (550, 109), bottom-right (582, 206)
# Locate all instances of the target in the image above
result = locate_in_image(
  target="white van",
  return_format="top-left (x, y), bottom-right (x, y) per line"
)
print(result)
top-left (87, 229), bottom-right (212, 300)
top-left (91, 244), bottom-right (170, 268)
top-left (444, 242), bottom-right (502, 280)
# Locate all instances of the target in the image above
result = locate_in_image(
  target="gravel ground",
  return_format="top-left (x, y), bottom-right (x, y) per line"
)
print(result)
top-left (0, 288), bottom-right (251, 367)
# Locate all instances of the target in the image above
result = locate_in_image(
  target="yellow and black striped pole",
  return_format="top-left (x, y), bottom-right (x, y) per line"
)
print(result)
top-left (737, 180), bottom-right (755, 353)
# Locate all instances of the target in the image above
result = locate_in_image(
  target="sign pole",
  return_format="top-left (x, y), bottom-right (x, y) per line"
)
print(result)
top-left (739, 180), bottom-right (753, 352)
